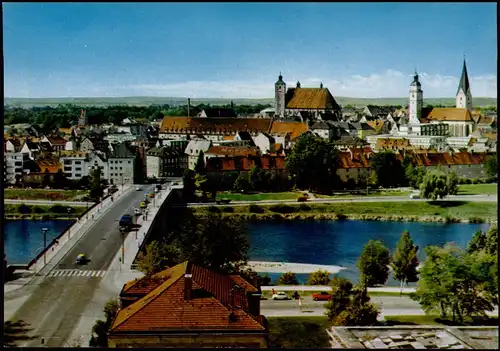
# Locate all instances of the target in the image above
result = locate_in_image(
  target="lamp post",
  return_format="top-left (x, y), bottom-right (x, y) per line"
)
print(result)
top-left (41, 228), bottom-right (48, 265)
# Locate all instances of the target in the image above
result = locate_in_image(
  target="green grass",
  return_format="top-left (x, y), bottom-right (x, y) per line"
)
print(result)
top-left (261, 289), bottom-right (411, 298)
top-left (383, 315), bottom-right (444, 326)
top-left (4, 204), bottom-right (86, 219)
top-left (4, 189), bottom-right (91, 201)
top-left (268, 316), bottom-right (331, 349)
top-left (216, 191), bottom-right (302, 201)
top-left (458, 183), bottom-right (498, 195)
top-left (194, 201), bottom-right (498, 222)
top-left (315, 190), bottom-right (411, 198)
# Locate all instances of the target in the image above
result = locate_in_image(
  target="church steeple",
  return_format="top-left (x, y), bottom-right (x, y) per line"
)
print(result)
top-left (456, 58), bottom-right (472, 111)
top-left (275, 72), bottom-right (286, 118)
top-left (409, 69), bottom-right (423, 125)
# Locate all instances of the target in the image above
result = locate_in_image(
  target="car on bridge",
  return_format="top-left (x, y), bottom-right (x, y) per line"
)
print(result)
top-left (76, 253), bottom-right (88, 265)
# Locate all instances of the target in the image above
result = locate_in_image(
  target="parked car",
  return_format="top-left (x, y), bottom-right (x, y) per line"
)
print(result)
top-left (272, 292), bottom-right (290, 300)
top-left (139, 201), bottom-right (147, 209)
top-left (135, 186), bottom-right (141, 191)
top-left (134, 208), bottom-right (141, 215)
top-left (312, 292), bottom-right (332, 301)
top-left (409, 193), bottom-right (420, 199)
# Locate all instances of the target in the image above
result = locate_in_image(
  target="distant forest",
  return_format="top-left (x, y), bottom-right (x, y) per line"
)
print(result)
top-left (3, 103), bottom-right (273, 129)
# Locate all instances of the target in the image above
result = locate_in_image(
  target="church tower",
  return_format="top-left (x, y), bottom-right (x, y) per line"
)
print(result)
top-left (275, 73), bottom-right (286, 118)
top-left (408, 71), bottom-right (423, 124)
top-left (456, 59), bottom-right (472, 112)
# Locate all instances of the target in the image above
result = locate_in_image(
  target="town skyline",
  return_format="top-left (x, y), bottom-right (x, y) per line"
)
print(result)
top-left (3, 3), bottom-right (497, 99)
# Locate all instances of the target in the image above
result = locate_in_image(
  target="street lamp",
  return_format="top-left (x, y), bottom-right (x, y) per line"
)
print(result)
top-left (41, 228), bottom-right (49, 265)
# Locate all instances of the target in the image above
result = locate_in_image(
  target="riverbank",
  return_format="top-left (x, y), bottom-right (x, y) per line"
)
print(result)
top-left (192, 201), bottom-right (497, 224)
top-left (4, 189), bottom-right (90, 201)
top-left (4, 204), bottom-right (85, 220)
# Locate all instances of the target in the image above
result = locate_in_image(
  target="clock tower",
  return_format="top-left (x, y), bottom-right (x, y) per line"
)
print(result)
top-left (408, 71), bottom-right (423, 125)
top-left (275, 73), bottom-right (286, 118)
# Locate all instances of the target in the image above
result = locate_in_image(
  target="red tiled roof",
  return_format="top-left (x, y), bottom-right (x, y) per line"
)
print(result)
top-left (337, 148), bottom-right (373, 169)
top-left (46, 135), bottom-right (67, 145)
top-left (205, 145), bottom-right (261, 158)
top-left (160, 117), bottom-right (272, 134)
top-left (286, 87), bottom-right (340, 110)
top-left (425, 108), bottom-right (473, 122)
top-left (206, 155), bottom-right (286, 172)
top-left (110, 262), bottom-right (264, 333)
top-left (404, 151), bottom-right (489, 167)
top-left (269, 121), bottom-right (308, 140)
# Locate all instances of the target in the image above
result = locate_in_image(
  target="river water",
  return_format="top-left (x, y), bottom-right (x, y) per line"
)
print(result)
top-left (3, 219), bottom-right (491, 284)
top-left (3, 220), bottom-right (74, 264)
top-left (248, 220), bottom-right (491, 285)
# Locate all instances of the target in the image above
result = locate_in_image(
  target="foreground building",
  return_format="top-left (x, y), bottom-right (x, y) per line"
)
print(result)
top-left (326, 326), bottom-right (499, 349)
top-left (108, 261), bottom-right (268, 348)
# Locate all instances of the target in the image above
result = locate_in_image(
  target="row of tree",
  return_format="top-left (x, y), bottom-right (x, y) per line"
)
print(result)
top-left (4, 103), bottom-right (272, 130)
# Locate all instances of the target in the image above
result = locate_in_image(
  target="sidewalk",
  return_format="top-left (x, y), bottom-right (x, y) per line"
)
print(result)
top-left (66, 185), bottom-right (179, 347)
top-left (4, 185), bottom-right (133, 294)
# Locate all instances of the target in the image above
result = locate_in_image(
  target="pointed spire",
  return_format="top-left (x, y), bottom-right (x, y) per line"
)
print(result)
top-left (457, 58), bottom-right (471, 95)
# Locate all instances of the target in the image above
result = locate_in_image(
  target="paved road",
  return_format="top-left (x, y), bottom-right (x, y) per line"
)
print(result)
top-left (5, 199), bottom-right (94, 207)
top-left (7, 185), bottom-right (155, 348)
top-left (260, 295), bottom-right (499, 318)
top-left (188, 194), bottom-right (497, 207)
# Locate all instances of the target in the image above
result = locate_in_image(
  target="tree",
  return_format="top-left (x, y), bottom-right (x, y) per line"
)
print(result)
top-left (307, 269), bottom-right (331, 285)
top-left (135, 240), bottom-right (181, 276)
top-left (411, 243), bottom-right (496, 324)
top-left (248, 166), bottom-right (267, 192)
top-left (391, 231), bottom-right (419, 295)
top-left (485, 157), bottom-right (498, 179)
top-left (182, 168), bottom-right (196, 202)
top-left (285, 133), bottom-right (341, 193)
top-left (89, 298), bottom-right (120, 347)
top-left (277, 272), bottom-right (299, 285)
top-left (194, 151), bottom-right (205, 174)
top-left (370, 151), bottom-right (406, 188)
top-left (325, 277), bottom-right (379, 326)
top-left (357, 240), bottom-right (391, 291)
top-left (42, 168), bottom-right (51, 187)
top-left (3, 320), bottom-right (37, 347)
top-left (405, 164), bottom-right (427, 189)
top-left (419, 171), bottom-right (458, 200)
top-left (233, 172), bottom-right (251, 193)
top-left (89, 168), bottom-right (103, 200)
top-left (170, 212), bottom-right (250, 273)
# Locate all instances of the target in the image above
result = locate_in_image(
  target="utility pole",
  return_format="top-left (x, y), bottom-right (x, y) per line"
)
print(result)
top-left (42, 228), bottom-right (48, 265)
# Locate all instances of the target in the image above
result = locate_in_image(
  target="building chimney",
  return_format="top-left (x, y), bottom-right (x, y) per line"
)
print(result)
top-left (184, 262), bottom-right (193, 300)
top-left (187, 98), bottom-right (191, 118)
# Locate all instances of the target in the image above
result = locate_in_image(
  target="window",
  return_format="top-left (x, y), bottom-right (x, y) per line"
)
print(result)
top-left (75, 174), bottom-right (82, 178)
top-left (110, 167), bottom-right (114, 170)
top-left (64, 167), bottom-right (72, 172)
top-left (75, 167), bottom-right (82, 171)
top-left (75, 161), bottom-right (82, 165)
top-left (128, 161), bottom-right (131, 164)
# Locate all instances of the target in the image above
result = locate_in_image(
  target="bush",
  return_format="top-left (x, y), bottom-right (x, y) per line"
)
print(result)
top-left (277, 272), bottom-right (299, 285)
top-left (307, 269), bottom-right (331, 285)
top-left (32, 206), bottom-right (45, 214)
top-left (49, 204), bottom-right (69, 213)
top-left (466, 178), bottom-right (472, 184)
top-left (222, 206), bottom-right (234, 213)
top-left (269, 204), bottom-right (296, 214)
top-left (17, 204), bottom-right (31, 214)
top-left (207, 206), bottom-right (221, 213)
top-left (42, 214), bottom-right (51, 221)
top-left (336, 213), bottom-right (347, 220)
top-left (469, 216), bottom-right (485, 223)
top-left (298, 204), bottom-right (311, 211)
top-left (249, 204), bottom-right (265, 213)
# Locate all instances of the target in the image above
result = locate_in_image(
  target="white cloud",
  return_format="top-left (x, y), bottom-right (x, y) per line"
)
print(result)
top-left (117, 69), bottom-right (496, 99)
top-left (5, 69), bottom-right (497, 99)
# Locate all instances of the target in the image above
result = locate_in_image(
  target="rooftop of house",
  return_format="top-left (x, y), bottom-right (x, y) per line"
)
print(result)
top-left (110, 142), bottom-right (136, 158)
top-left (285, 87), bottom-right (341, 110)
top-left (205, 145), bottom-right (261, 158)
top-left (111, 261), bottom-right (265, 334)
top-left (327, 326), bottom-right (498, 349)
top-left (59, 151), bottom-right (89, 158)
top-left (44, 135), bottom-right (68, 145)
top-left (424, 108), bottom-right (473, 122)
top-left (205, 155), bottom-right (286, 172)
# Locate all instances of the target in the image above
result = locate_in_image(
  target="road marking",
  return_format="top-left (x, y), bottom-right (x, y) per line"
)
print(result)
top-left (47, 269), bottom-right (106, 278)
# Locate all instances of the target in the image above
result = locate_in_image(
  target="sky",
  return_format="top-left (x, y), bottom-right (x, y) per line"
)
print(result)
top-left (3, 2), bottom-right (497, 99)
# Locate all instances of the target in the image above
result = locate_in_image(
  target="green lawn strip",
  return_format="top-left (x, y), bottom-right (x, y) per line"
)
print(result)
top-left (267, 316), bottom-right (332, 349)
top-left (194, 201), bottom-right (497, 222)
top-left (458, 183), bottom-right (498, 195)
top-left (215, 191), bottom-right (302, 201)
top-left (4, 189), bottom-right (90, 201)
top-left (315, 191), bottom-right (411, 198)
top-left (383, 315), bottom-right (444, 326)
top-left (4, 204), bottom-right (87, 218)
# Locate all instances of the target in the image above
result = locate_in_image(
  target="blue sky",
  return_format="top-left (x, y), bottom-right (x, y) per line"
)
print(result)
top-left (3, 2), bottom-right (497, 98)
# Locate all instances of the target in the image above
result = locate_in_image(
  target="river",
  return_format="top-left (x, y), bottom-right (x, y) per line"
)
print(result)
top-left (248, 220), bottom-right (491, 285)
top-left (3, 220), bottom-right (74, 264)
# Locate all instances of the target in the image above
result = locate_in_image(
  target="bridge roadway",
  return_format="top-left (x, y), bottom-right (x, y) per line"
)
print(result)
top-left (6, 184), bottom-right (155, 347)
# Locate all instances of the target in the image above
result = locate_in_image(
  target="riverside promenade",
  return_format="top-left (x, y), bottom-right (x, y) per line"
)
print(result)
top-left (4, 185), bottom-right (133, 294)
